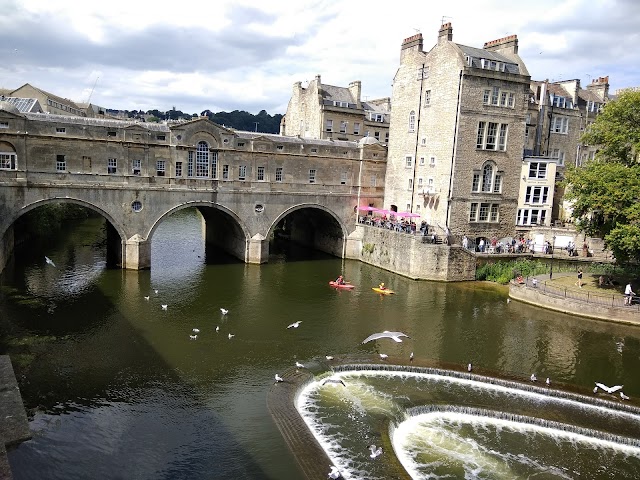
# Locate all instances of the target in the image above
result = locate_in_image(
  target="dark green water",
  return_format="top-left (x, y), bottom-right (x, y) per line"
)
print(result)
top-left (1, 208), bottom-right (640, 479)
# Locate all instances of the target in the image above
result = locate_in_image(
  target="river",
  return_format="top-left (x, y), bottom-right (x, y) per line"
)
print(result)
top-left (1, 208), bottom-right (639, 479)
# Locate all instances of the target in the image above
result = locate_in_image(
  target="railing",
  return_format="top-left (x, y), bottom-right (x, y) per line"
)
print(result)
top-left (523, 277), bottom-right (640, 311)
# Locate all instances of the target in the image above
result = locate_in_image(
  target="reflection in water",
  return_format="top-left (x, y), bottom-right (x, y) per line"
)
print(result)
top-left (1, 208), bottom-right (640, 479)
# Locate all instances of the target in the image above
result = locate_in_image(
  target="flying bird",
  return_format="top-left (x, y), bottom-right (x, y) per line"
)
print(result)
top-left (328, 465), bottom-right (341, 479)
top-left (595, 382), bottom-right (624, 394)
top-left (621, 392), bottom-right (630, 400)
top-left (322, 378), bottom-right (346, 386)
top-left (44, 256), bottom-right (56, 267)
top-left (161, 304), bottom-right (168, 310)
top-left (287, 321), bottom-right (302, 329)
top-left (189, 334), bottom-right (198, 340)
top-left (192, 328), bottom-right (200, 333)
top-left (215, 326), bottom-right (220, 333)
top-left (144, 296), bottom-right (150, 301)
top-left (379, 353), bottom-right (388, 360)
top-left (228, 333), bottom-right (235, 340)
top-left (274, 374), bottom-right (284, 383)
top-left (362, 331), bottom-right (410, 344)
top-left (154, 289), bottom-right (159, 294)
top-left (220, 308), bottom-right (228, 315)
top-left (369, 445), bottom-right (383, 459)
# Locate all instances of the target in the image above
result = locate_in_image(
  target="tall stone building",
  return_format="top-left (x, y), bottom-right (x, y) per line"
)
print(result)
top-left (383, 24), bottom-right (530, 244)
top-left (281, 75), bottom-right (390, 144)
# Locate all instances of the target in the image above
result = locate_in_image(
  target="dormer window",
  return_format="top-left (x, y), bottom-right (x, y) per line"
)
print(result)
top-left (333, 101), bottom-right (349, 107)
top-left (237, 142), bottom-right (245, 147)
top-left (276, 145), bottom-right (284, 150)
top-left (56, 127), bottom-right (66, 134)
top-left (156, 134), bottom-right (166, 141)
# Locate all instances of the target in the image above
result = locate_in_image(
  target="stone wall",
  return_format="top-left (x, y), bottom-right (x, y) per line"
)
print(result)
top-left (346, 225), bottom-right (476, 281)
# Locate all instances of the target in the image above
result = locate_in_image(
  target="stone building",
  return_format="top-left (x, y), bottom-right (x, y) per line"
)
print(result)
top-left (383, 24), bottom-right (531, 244)
top-left (280, 75), bottom-right (390, 144)
top-left (520, 76), bottom-right (609, 225)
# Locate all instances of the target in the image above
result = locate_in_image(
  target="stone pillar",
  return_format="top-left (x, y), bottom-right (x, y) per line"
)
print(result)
top-left (345, 227), bottom-right (364, 259)
top-left (124, 234), bottom-right (151, 270)
top-left (247, 233), bottom-right (268, 264)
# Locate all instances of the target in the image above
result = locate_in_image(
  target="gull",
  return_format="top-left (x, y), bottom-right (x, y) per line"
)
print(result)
top-left (546, 377), bottom-right (551, 386)
top-left (325, 355), bottom-right (334, 361)
top-left (144, 296), bottom-right (150, 301)
top-left (530, 373), bottom-right (537, 382)
top-left (295, 361), bottom-right (305, 369)
top-left (322, 378), bottom-right (346, 386)
top-left (369, 445), bottom-right (383, 459)
top-left (379, 353), bottom-right (388, 360)
top-left (468, 363), bottom-right (473, 372)
top-left (154, 289), bottom-right (159, 294)
top-left (189, 334), bottom-right (198, 340)
top-left (595, 382), bottom-right (624, 394)
top-left (287, 321), bottom-right (302, 329)
top-left (220, 308), bottom-right (228, 315)
top-left (593, 386), bottom-right (599, 394)
top-left (192, 328), bottom-right (200, 333)
top-left (328, 465), bottom-right (341, 479)
top-left (274, 374), bottom-right (284, 383)
top-left (44, 256), bottom-right (56, 267)
top-left (362, 331), bottom-right (410, 344)
top-left (228, 333), bottom-right (235, 340)
top-left (215, 326), bottom-right (220, 333)
top-left (409, 352), bottom-right (414, 362)
top-left (621, 392), bottom-right (630, 401)
top-left (507, 298), bottom-right (511, 303)
top-left (161, 304), bottom-right (168, 310)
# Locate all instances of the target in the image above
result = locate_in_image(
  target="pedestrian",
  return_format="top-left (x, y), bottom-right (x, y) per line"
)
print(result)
top-left (575, 268), bottom-right (583, 288)
top-left (624, 282), bottom-right (636, 305)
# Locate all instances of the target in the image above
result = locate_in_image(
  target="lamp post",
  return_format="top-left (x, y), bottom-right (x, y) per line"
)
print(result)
top-left (549, 231), bottom-right (556, 280)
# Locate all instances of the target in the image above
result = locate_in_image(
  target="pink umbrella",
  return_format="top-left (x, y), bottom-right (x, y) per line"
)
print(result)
top-left (397, 212), bottom-right (421, 218)
top-left (373, 208), bottom-right (390, 216)
top-left (358, 205), bottom-right (377, 212)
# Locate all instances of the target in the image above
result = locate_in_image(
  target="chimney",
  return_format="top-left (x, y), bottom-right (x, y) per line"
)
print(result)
top-left (348, 81), bottom-right (361, 105)
top-left (438, 23), bottom-right (453, 44)
top-left (586, 76), bottom-right (610, 101)
top-left (401, 32), bottom-right (423, 51)
top-left (483, 34), bottom-right (518, 54)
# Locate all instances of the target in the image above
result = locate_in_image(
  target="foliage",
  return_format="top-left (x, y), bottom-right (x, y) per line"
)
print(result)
top-left (563, 90), bottom-right (640, 264)
top-left (202, 109), bottom-right (283, 134)
top-left (16, 204), bottom-right (93, 237)
top-left (362, 243), bottom-right (375, 254)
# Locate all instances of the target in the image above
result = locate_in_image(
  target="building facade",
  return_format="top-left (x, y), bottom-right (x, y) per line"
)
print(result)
top-left (281, 75), bottom-right (390, 144)
top-left (383, 24), bottom-right (530, 243)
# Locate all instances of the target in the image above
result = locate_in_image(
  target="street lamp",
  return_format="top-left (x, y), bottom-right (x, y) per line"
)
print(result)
top-left (549, 232), bottom-right (556, 280)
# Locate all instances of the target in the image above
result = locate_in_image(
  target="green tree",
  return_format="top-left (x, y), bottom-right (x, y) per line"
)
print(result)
top-left (564, 90), bottom-right (640, 263)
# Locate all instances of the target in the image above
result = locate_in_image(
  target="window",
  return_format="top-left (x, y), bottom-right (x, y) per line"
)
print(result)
top-left (0, 153), bottom-right (17, 169)
top-left (476, 122), bottom-right (508, 150)
top-left (427, 177), bottom-right (434, 192)
top-left (419, 157), bottom-right (425, 166)
top-left (551, 116), bottom-right (569, 134)
top-left (525, 186), bottom-right (549, 204)
top-left (196, 141), bottom-right (209, 177)
top-left (211, 151), bottom-right (218, 179)
top-left (416, 205), bottom-right (421, 212)
top-left (132, 159), bottom-right (141, 175)
top-left (424, 89), bottom-right (431, 106)
top-left (56, 154), bottom-right (66, 171)
top-left (508, 93), bottom-right (515, 108)
top-left (405, 155), bottom-right (413, 168)
top-left (353, 122), bottom-right (360, 135)
top-left (551, 149), bottom-right (565, 166)
top-left (491, 87), bottom-right (499, 105)
top-left (517, 208), bottom-right (547, 226)
top-left (222, 165), bottom-right (229, 180)
top-left (416, 66), bottom-right (429, 79)
top-left (340, 121), bottom-right (347, 133)
top-left (176, 161), bottom-right (182, 177)
top-left (469, 202), bottom-right (499, 222)
top-left (493, 174), bottom-right (502, 193)
top-left (340, 172), bottom-right (347, 185)
top-left (370, 175), bottom-right (377, 187)
top-left (238, 165), bottom-right (247, 180)
top-left (309, 169), bottom-right (316, 184)
top-left (552, 95), bottom-right (568, 108)
top-left (187, 151), bottom-right (194, 177)
top-left (311, 148), bottom-right (318, 153)
top-left (430, 156), bottom-right (436, 167)
top-left (237, 142), bottom-right (245, 147)
top-left (421, 137), bottom-right (427, 146)
top-left (0, 122), bottom-right (8, 128)
top-left (107, 131), bottom-right (117, 137)
top-left (56, 127), bottom-right (66, 134)
top-left (385, 132), bottom-right (389, 143)
top-left (275, 167), bottom-right (283, 182)
top-left (525, 126), bottom-right (530, 141)
top-left (156, 160), bottom-right (165, 177)
top-left (257, 166), bottom-right (265, 181)
top-left (472, 162), bottom-right (502, 193)
top-left (483, 90), bottom-right (490, 104)
top-left (418, 177), bottom-right (423, 188)
top-left (528, 162), bottom-right (547, 179)
top-left (408, 178), bottom-right (413, 190)
top-left (107, 158), bottom-right (117, 174)
top-left (374, 131), bottom-right (380, 140)
top-left (326, 119), bottom-right (333, 132)
top-left (481, 164), bottom-right (493, 192)
top-left (500, 92), bottom-right (508, 107)
top-left (408, 111), bottom-right (416, 132)
top-left (157, 134), bottom-right (166, 141)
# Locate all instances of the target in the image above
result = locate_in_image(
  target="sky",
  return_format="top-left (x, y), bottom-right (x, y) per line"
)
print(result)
top-left (1, 0), bottom-right (638, 116)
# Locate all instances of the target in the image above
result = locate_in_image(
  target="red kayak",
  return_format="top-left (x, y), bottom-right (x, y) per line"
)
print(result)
top-left (329, 281), bottom-right (355, 290)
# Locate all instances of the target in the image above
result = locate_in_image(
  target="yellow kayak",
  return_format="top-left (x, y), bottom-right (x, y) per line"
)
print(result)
top-left (372, 287), bottom-right (395, 295)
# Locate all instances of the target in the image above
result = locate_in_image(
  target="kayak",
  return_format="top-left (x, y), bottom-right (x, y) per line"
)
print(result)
top-left (329, 281), bottom-right (355, 290)
top-left (372, 287), bottom-right (395, 295)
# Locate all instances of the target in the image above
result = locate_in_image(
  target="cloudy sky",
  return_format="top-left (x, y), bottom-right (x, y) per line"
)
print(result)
top-left (1, 0), bottom-right (638, 116)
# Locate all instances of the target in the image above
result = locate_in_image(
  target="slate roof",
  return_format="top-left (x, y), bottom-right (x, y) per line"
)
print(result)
top-left (319, 84), bottom-right (355, 103)
top-left (0, 97), bottom-right (42, 113)
top-left (23, 112), bottom-right (170, 131)
top-left (235, 131), bottom-right (358, 148)
top-left (457, 44), bottom-right (521, 74)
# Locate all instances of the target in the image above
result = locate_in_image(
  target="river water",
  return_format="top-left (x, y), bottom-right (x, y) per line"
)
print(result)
top-left (1, 208), bottom-right (640, 479)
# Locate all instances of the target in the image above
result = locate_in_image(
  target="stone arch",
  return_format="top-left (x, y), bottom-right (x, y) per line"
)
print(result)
top-left (267, 203), bottom-right (349, 258)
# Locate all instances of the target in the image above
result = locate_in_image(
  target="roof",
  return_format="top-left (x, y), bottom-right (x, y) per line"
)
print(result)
top-left (319, 84), bottom-right (355, 103)
top-left (235, 131), bottom-right (359, 148)
top-left (457, 44), bottom-right (521, 74)
top-left (11, 83), bottom-right (82, 110)
top-left (0, 97), bottom-right (42, 113)
top-left (23, 112), bottom-right (170, 131)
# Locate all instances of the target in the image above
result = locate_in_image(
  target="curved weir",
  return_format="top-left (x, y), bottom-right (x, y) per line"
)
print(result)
top-left (295, 364), bottom-right (640, 479)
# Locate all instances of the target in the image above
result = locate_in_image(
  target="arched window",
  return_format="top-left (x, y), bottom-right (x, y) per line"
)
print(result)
top-left (408, 111), bottom-right (416, 132)
top-left (196, 141), bottom-right (209, 177)
top-left (481, 163), bottom-right (493, 192)
top-left (472, 161), bottom-right (502, 193)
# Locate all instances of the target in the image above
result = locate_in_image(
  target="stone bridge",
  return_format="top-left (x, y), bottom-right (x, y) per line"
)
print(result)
top-left (0, 107), bottom-right (387, 272)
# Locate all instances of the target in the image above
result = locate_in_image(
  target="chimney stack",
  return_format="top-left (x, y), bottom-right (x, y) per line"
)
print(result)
top-left (438, 23), bottom-right (453, 44)
top-left (586, 76), bottom-right (610, 101)
top-left (483, 34), bottom-right (518, 54)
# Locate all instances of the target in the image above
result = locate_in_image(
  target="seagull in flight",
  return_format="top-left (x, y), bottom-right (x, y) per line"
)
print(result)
top-left (144, 296), bottom-right (150, 301)
top-left (379, 353), bottom-right (388, 360)
top-left (362, 331), bottom-right (410, 343)
top-left (322, 378), bottom-right (346, 386)
top-left (595, 382), bottom-right (624, 394)
top-left (215, 326), bottom-right (220, 333)
top-left (328, 465), bottom-right (341, 479)
top-left (44, 256), bottom-right (56, 267)
top-left (189, 334), bottom-right (198, 340)
top-left (287, 321), bottom-right (302, 329)
top-left (220, 308), bottom-right (228, 315)
top-left (369, 445), bottom-right (383, 458)
top-left (192, 328), bottom-right (200, 333)
top-left (154, 289), bottom-right (159, 294)
top-left (274, 374), bottom-right (284, 383)
top-left (161, 304), bottom-right (168, 310)
top-left (228, 333), bottom-right (235, 340)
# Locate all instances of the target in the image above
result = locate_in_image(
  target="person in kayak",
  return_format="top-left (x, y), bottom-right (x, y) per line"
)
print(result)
top-left (379, 282), bottom-right (386, 290)
top-left (335, 275), bottom-right (345, 285)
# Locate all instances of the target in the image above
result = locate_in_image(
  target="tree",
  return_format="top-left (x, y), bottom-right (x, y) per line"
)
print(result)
top-left (564, 90), bottom-right (640, 263)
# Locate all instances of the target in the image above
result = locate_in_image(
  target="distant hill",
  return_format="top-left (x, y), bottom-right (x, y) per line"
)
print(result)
top-left (107, 108), bottom-right (283, 134)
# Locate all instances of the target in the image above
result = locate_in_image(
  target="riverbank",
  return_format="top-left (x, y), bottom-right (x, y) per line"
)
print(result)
top-left (0, 356), bottom-right (31, 480)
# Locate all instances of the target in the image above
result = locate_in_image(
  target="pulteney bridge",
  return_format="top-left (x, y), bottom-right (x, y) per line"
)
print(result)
top-left (0, 106), bottom-right (386, 272)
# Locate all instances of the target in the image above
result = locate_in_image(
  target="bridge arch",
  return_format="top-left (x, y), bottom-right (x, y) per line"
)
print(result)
top-left (268, 203), bottom-right (349, 259)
